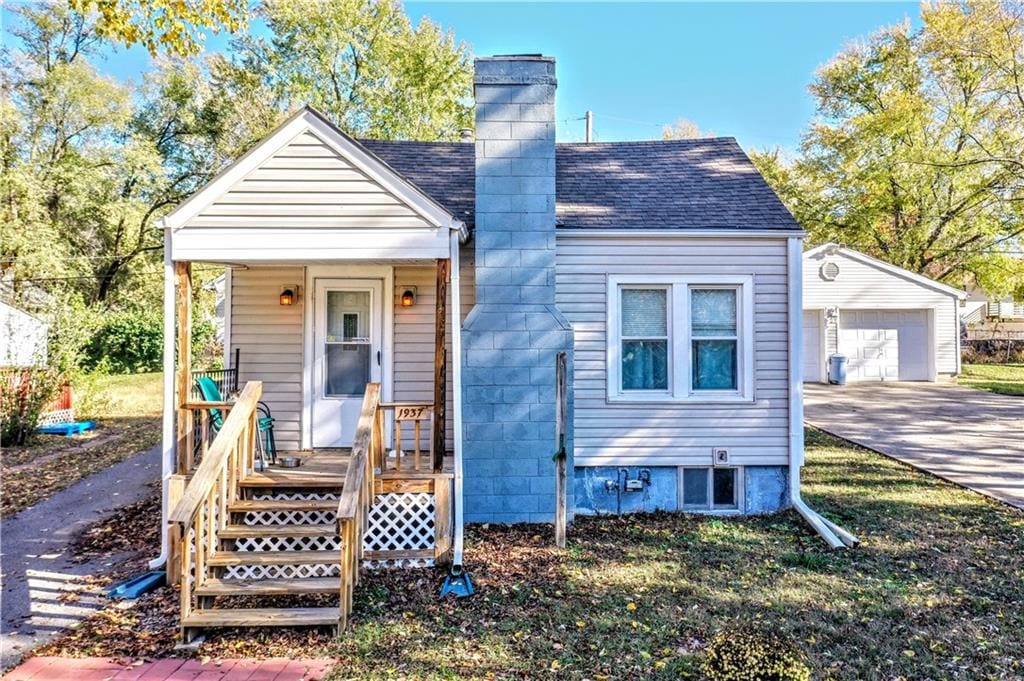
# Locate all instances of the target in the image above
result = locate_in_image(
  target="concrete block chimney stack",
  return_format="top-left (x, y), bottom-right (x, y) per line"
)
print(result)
top-left (461, 55), bottom-right (574, 523)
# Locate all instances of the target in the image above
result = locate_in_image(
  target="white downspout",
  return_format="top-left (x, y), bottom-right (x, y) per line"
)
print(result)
top-left (787, 236), bottom-right (856, 549)
top-left (149, 223), bottom-right (177, 569)
top-left (449, 229), bottom-right (465, 566)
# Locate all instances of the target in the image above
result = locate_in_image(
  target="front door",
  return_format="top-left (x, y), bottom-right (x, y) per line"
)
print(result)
top-left (313, 279), bottom-right (383, 447)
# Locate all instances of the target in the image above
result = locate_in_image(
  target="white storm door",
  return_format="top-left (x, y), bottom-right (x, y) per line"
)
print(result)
top-left (313, 279), bottom-right (383, 447)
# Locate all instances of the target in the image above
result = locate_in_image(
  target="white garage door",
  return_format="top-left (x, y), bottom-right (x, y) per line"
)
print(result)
top-left (802, 310), bottom-right (823, 382)
top-left (839, 310), bottom-right (930, 381)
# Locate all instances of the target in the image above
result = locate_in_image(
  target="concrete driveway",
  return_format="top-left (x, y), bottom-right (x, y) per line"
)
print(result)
top-left (804, 382), bottom-right (1024, 510)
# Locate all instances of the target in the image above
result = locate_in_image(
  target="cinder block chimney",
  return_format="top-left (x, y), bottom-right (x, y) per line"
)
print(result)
top-left (461, 55), bottom-right (574, 523)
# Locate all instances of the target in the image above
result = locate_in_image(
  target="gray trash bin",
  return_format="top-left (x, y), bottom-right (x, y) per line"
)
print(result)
top-left (828, 354), bottom-right (848, 385)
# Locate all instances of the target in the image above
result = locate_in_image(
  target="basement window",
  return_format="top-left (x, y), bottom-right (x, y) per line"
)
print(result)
top-left (680, 467), bottom-right (741, 512)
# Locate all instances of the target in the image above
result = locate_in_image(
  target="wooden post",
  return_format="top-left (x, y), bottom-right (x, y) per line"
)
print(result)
top-left (432, 258), bottom-right (450, 471)
top-left (554, 351), bottom-right (568, 549)
top-left (166, 474), bottom-right (186, 585)
top-left (174, 262), bottom-right (193, 474)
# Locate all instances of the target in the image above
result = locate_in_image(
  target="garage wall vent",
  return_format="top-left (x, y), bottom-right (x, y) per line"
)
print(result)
top-left (820, 261), bottom-right (840, 281)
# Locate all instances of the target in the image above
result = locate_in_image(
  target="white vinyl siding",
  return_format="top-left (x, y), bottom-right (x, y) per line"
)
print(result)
top-left (228, 266), bottom-right (304, 450)
top-left (392, 245), bottom-right (475, 451)
top-left (557, 235), bottom-right (792, 467)
top-left (228, 246), bottom-right (474, 453)
top-left (189, 132), bottom-right (431, 230)
top-left (803, 250), bottom-right (960, 376)
top-left (171, 130), bottom-right (451, 261)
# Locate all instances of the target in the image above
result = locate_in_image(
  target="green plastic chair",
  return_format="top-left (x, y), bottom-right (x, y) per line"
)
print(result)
top-left (195, 376), bottom-right (277, 464)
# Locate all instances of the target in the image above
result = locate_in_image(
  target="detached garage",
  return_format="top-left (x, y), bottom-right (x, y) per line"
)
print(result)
top-left (803, 244), bottom-right (966, 383)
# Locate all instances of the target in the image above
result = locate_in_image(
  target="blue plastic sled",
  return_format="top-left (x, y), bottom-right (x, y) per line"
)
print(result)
top-left (37, 420), bottom-right (96, 437)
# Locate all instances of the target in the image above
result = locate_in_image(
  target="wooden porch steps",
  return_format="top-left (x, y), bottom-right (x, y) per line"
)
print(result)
top-left (239, 473), bottom-right (347, 489)
top-left (206, 550), bottom-right (339, 567)
top-left (218, 523), bottom-right (337, 539)
top-left (194, 577), bottom-right (339, 596)
top-left (227, 498), bottom-right (338, 513)
top-left (181, 607), bottom-right (340, 629)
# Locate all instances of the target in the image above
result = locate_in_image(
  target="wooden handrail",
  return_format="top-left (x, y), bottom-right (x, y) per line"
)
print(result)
top-left (170, 381), bottom-right (262, 526)
top-left (337, 383), bottom-right (380, 522)
top-left (336, 382), bottom-right (381, 629)
top-left (181, 401), bottom-right (234, 410)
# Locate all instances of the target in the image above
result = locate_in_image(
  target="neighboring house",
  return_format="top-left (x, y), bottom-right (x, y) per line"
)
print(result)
top-left (158, 55), bottom-right (843, 640)
top-left (803, 244), bottom-right (966, 383)
top-left (204, 273), bottom-right (227, 345)
top-left (961, 288), bottom-right (1024, 326)
top-left (0, 300), bottom-right (48, 367)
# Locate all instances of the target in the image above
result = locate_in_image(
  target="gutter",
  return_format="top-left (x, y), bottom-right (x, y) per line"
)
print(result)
top-left (149, 222), bottom-right (177, 569)
top-left (787, 236), bottom-right (858, 549)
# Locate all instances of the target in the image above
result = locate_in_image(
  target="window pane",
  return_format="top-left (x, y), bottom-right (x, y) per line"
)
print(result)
top-left (327, 291), bottom-right (370, 341)
top-left (692, 339), bottom-right (737, 390)
top-left (692, 289), bottom-right (736, 337)
top-left (683, 468), bottom-right (709, 508)
top-left (622, 340), bottom-right (668, 390)
top-left (622, 289), bottom-right (667, 336)
top-left (325, 344), bottom-right (369, 396)
top-left (713, 468), bottom-right (737, 508)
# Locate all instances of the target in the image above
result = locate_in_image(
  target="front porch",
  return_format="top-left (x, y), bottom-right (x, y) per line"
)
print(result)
top-left (155, 107), bottom-right (472, 641)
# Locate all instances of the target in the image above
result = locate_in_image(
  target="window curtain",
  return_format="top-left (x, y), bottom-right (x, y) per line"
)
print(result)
top-left (691, 289), bottom-right (737, 390)
top-left (621, 289), bottom-right (668, 390)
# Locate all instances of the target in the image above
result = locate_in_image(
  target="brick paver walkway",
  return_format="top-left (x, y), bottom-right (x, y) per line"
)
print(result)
top-left (1, 657), bottom-right (333, 681)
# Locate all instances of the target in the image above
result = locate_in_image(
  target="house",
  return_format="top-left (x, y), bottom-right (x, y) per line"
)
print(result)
top-left (156, 55), bottom-right (844, 641)
top-left (802, 244), bottom-right (966, 383)
top-left (0, 300), bottom-right (48, 367)
top-left (961, 288), bottom-right (1024, 327)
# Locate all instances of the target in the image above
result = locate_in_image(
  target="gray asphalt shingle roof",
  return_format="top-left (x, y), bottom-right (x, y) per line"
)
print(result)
top-left (360, 137), bottom-right (799, 232)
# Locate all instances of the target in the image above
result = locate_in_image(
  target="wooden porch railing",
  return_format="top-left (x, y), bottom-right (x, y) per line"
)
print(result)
top-left (378, 402), bottom-right (438, 473)
top-left (336, 382), bottom-right (382, 628)
top-left (169, 381), bottom-right (262, 628)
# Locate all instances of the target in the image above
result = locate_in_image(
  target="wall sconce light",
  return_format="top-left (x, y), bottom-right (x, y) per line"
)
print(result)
top-left (400, 287), bottom-right (417, 307)
top-left (280, 285), bottom-right (299, 306)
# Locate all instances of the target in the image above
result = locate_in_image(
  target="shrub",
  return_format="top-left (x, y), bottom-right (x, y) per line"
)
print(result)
top-left (84, 310), bottom-right (163, 373)
top-left (702, 624), bottom-right (811, 681)
top-left (83, 310), bottom-right (220, 374)
top-left (1, 368), bottom-right (64, 446)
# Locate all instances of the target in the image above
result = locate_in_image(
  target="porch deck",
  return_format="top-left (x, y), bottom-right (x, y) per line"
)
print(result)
top-left (240, 449), bottom-right (455, 491)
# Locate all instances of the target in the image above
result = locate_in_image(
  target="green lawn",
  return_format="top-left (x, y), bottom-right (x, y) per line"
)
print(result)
top-left (39, 427), bottom-right (1024, 680)
top-left (1, 372), bottom-right (162, 516)
top-left (959, 363), bottom-right (1024, 396)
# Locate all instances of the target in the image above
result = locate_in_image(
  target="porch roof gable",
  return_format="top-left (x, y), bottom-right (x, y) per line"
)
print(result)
top-left (163, 107), bottom-right (462, 233)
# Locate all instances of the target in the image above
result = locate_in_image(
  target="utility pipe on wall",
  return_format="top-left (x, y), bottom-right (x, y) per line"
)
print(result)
top-left (787, 236), bottom-right (858, 549)
top-left (149, 223), bottom-right (177, 570)
top-left (449, 228), bottom-right (466, 566)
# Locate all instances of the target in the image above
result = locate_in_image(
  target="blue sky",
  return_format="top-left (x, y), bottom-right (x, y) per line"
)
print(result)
top-left (3, 2), bottom-right (920, 151)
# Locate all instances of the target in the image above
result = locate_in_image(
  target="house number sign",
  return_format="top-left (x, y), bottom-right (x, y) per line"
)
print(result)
top-left (395, 405), bottom-right (431, 421)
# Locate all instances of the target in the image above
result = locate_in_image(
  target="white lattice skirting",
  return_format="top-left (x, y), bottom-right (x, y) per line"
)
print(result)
top-left (363, 492), bottom-right (436, 569)
top-left (222, 491), bottom-right (437, 578)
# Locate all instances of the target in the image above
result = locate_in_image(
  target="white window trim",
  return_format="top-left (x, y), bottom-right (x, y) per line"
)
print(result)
top-left (678, 466), bottom-right (745, 515)
top-left (607, 274), bottom-right (755, 403)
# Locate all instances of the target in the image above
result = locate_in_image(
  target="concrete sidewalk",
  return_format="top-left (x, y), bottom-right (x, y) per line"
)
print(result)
top-left (1, 445), bottom-right (161, 670)
top-left (805, 382), bottom-right (1024, 510)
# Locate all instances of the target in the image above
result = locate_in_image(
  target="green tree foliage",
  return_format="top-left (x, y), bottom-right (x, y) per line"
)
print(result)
top-left (68, 0), bottom-right (248, 56)
top-left (2, 4), bottom-right (242, 306)
top-left (753, 2), bottom-right (1024, 297)
top-left (226, 0), bottom-right (473, 140)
